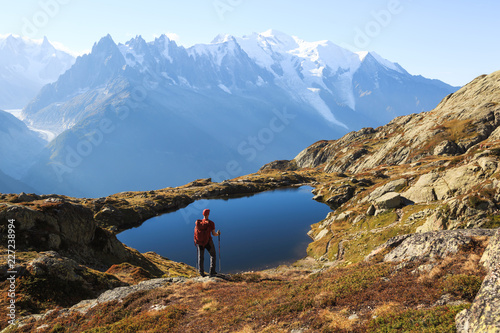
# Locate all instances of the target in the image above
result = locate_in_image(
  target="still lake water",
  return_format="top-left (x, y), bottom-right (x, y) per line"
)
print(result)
top-left (117, 186), bottom-right (331, 273)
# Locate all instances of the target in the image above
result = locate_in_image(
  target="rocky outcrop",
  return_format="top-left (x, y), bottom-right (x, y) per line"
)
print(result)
top-left (0, 201), bottom-right (140, 271)
top-left (402, 157), bottom-right (499, 204)
top-left (11, 276), bottom-right (189, 330)
top-left (456, 229), bottom-right (500, 332)
top-left (433, 140), bottom-right (463, 156)
top-left (325, 185), bottom-right (355, 208)
top-left (362, 178), bottom-right (407, 203)
top-left (365, 229), bottom-right (500, 332)
top-left (1, 200), bottom-right (96, 248)
top-left (366, 229), bottom-right (497, 263)
top-left (70, 277), bottom-right (187, 314)
top-left (259, 160), bottom-right (298, 171)
top-left (415, 211), bottom-right (447, 233)
top-left (0, 200), bottom-right (177, 282)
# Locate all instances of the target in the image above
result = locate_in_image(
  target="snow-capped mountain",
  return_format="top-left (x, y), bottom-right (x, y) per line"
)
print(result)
top-left (0, 34), bottom-right (75, 109)
top-left (19, 30), bottom-right (458, 197)
top-left (23, 30), bottom-right (456, 135)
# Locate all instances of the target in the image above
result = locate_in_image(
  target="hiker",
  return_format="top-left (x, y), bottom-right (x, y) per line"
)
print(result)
top-left (194, 209), bottom-right (221, 277)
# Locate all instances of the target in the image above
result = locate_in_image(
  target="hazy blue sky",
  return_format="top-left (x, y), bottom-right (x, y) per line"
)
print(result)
top-left (1, 0), bottom-right (498, 86)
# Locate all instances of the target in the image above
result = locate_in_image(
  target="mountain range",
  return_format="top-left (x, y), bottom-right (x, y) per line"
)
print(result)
top-left (2, 30), bottom-right (458, 197)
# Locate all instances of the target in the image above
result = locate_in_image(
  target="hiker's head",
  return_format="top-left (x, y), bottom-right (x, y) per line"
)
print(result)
top-left (203, 209), bottom-right (210, 218)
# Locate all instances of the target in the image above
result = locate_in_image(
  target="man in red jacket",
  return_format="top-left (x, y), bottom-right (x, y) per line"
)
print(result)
top-left (194, 209), bottom-right (220, 277)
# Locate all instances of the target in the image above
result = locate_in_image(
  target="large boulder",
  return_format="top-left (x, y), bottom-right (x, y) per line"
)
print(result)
top-left (375, 192), bottom-right (402, 210)
top-left (402, 172), bottom-right (439, 203)
top-left (362, 178), bottom-right (407, 203)
top-left (326, 185), bottom-right (355, 208)
top-left (415, 211), bottom-right (446, 233)
top-left (433, 140), bottom-right (463, 156)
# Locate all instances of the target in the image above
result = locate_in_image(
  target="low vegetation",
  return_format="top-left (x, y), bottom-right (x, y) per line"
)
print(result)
top-left (5, 247), bottom-right (486, 332)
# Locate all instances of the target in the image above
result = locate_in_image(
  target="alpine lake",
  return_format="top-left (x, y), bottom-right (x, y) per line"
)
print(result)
top-left (117, 186), bottom-right (332, 273)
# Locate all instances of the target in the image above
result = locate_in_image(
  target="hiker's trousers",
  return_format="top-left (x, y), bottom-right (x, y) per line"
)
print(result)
top-left (197, 238), bottom-right (216, 275)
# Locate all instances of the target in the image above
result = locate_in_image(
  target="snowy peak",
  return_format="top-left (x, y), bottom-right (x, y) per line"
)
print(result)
top-left (233, 30), bottom-right (411, 78)
top-left (188, 34), bottom-right (243, 68)
top-left (356, 51), bottom-right (405, 74)
top-left (233, 30), bottom-right (365, 121)
top-left (259, 29), bottom-right (300, 51)
top-left (91, 34), bottom-right (119, 55)
top-left (152, 34), bottom-right (178, 63)
top-left (118, 36), bottom-right (151, 68)
top-left (236, 30), bottom-right (300, 60)
top-left (0, 34), bottom-right (74, 65)
top-left (0, 34), bottom-right (75, 109)
top-left (40, 36), bottom-right (54, 50)
top-left (211, 33), bottom-right (235, 44)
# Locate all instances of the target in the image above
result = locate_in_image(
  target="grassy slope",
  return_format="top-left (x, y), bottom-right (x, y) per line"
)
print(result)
top-left (9, 244), bottom-right (485, 332)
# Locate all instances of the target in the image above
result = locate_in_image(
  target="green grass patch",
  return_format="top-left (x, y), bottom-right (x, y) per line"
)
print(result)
top-left (307, 233), bottom-right (332, 259)
top-left (482, 214), bottom-right (500, 228)
top-left (400, 204), bottom-right (439, 225)
top-left (440, 274), bottom-right (483, 302)
top-left (315, 263), bottom-right (390, 308)
top-left (340, 211), bottom-right (408, 263)
top-left (364, 210), bottom-right (399, 230)
top-left (367, 304), bottom-right (470, 333)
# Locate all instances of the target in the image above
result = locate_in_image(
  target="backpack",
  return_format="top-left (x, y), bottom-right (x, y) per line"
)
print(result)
top-left (194, 219), bottom-right (211, 246)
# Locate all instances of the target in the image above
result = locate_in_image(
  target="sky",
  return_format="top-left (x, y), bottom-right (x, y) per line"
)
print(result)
top-left (0, 0), bottom-right (499, 86)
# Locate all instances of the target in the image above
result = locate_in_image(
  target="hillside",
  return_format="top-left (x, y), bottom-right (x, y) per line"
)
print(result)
top-left (1, 71), bottom-right (499, 332)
